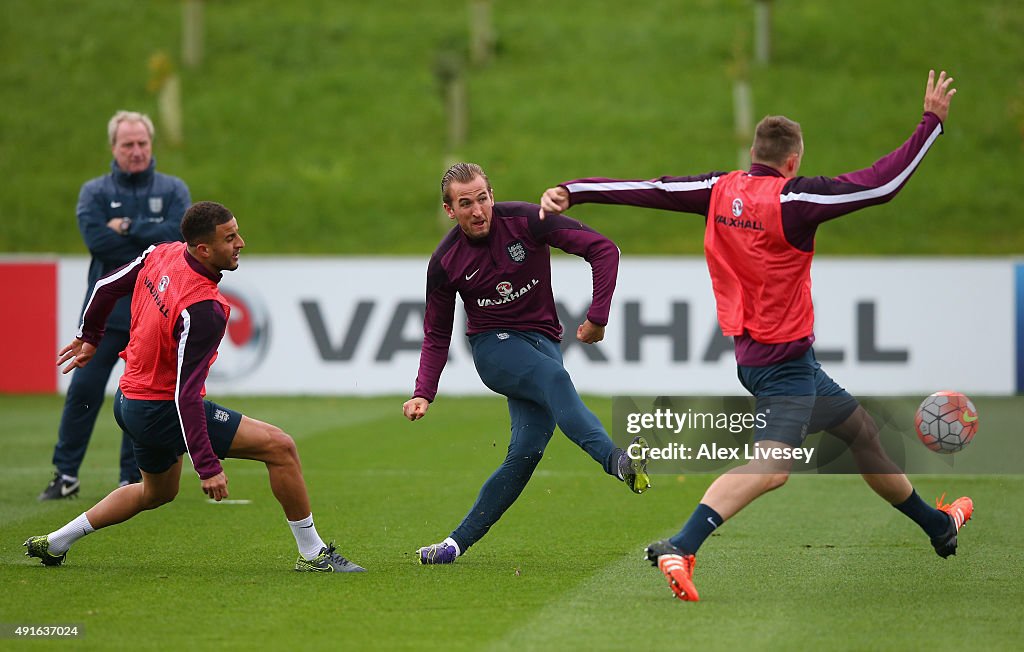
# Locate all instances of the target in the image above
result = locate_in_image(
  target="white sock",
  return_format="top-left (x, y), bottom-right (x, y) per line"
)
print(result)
top-left (288, 513), bottom-right (327, 560)
top-left (443, 537), bottom-right (462, 557)
top-left (61, 474), bottom-right (78, 483)
top-left (48, 513), bottom-right (95, 554)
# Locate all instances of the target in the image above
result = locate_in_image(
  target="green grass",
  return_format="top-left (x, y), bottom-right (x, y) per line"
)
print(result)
top-left (1, 0), bottom-right (1022, 255)
top-left (1, 394), bottom-right (1021, 650)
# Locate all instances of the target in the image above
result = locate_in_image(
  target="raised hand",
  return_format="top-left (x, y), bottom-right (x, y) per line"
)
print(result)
top-left (924, 69), bottom-right (956, 124)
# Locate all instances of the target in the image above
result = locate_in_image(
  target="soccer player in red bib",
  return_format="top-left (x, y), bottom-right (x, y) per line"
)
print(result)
top-left (25, 202), bottom-right (364, 573)
top-left (539, 70), bottom-right (972, 601)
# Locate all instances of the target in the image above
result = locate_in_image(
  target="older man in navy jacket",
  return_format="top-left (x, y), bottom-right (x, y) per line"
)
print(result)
top-left (40, 110), bottom-right (190, 500)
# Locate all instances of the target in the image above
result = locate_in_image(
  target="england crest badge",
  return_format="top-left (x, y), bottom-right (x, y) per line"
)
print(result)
top-left (506, 240), bottom-right (527, 264)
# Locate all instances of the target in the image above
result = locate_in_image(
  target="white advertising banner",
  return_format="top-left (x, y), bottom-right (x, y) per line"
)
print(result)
top-left (57, 257), bottom-right (1015, 396)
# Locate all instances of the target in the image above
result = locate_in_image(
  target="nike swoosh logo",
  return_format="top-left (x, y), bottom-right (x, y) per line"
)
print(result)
top-left (110, 201), bottom-right (122, 208)
top-left (962, 410), bottom-right (978, 423)
top-left (61, 482), bottom-right (79, 497)
top-left (300, 524), bottom-right (314, 529)
top-left (706, 517), bottom-right (718, 530)
top-left (465, 269), bottom-right (480, 280)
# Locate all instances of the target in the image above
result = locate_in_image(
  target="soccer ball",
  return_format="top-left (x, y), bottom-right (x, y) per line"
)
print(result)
top-left (914, 391), bottom-right (978, 454)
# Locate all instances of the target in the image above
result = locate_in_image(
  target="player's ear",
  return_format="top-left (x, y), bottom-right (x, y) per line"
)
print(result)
top-left (785, 151), bottom-right (801, 176)
top-left (442, 203), bottom-right (455, 219)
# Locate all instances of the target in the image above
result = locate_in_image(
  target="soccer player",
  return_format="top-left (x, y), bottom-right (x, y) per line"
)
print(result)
top-left (539, 70), bottom-right (972, 601)
top-left (24, 201), bottom-right (364, 573)
top-left (404, 162), bottom-right (649, 564)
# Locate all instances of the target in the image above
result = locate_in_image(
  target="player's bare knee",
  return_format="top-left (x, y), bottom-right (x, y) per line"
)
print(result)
top-left (763, 472), bottom-right (789, 492)
top-left (266, 427), bottom-right (299, 466)
top-left (859, 425), bottom-right (882, 451)
top-left (847, 415), bottom-right (883, 451)
top-left (832, 406), bottom-right (880, 448)
top-left (141, 487), bottom-right (177, 510)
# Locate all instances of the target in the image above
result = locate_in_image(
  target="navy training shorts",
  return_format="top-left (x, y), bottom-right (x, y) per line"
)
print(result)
top-left (112, 389), bottom-right (241, 475)
top-left (737, 348), bottom-right (859, 447)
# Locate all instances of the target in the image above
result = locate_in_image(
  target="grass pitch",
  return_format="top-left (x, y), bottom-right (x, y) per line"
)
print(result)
top-left (1, 394), bottom-right (1021, 650)
top-left (2, 1), bottom-right (1022, 255)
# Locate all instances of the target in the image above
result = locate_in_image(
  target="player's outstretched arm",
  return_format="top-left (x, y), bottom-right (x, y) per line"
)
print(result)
top-left (924, 69), bottom-right (956, 124)
top-left (539, 186), bottom-right (570, 220)
top-left (403, 397), bottom-right (431, 421)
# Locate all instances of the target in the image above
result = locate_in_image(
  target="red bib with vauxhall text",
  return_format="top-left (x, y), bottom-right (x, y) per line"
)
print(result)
top-left (704, 170), bottom-right (814, 343)
top-left (119, 242), bottom-right (230, 399)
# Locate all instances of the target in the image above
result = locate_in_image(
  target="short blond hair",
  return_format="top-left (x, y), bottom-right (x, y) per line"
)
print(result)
top-left (107, 110), bottom-right (155, 146)
top-left (441, 162), bottom-right (491, 204)
top-left (751, 115), bottom-right (802, 166)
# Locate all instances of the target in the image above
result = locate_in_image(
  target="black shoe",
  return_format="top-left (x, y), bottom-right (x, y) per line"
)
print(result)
top-left (38, 472), bottom-right (79, 501)
top-left (644, 538), bottom-right (685, 566)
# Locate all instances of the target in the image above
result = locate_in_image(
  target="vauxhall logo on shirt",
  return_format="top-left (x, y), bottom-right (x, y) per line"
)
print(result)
top-left (477, 279), bottom-right (541, 307)
top-left (142, 275), bottom-right (171, 318)
top-left (715, 198), bottom-right (764, 232)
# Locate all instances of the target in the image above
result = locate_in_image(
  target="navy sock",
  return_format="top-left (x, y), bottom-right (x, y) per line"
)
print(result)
top-left (893, 489), bottom-right (949, 538)
top-left (669, 504), bottom-right (724, 555)
top-left (608, 448), bottom-right (624, 477)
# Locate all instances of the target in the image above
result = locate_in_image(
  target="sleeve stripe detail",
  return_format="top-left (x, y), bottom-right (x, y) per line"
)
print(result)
top-left (779, 122), bottom-right (943, 206)
top-left (173, 307), bottom-right (199, 476)
top-left (565, 177), bottom-right (720, 193)
top-left (77, 244), bottom-right (158, 338)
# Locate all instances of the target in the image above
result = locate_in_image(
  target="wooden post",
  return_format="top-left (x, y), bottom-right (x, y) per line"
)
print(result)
top-left (754, 0), bottom-right (772, 65)
top-left (448, 75), bottom-right (468, 151)
top-left (435, 52), bottom-right (468, 152)
top-left (469, 0), bottom-right (496, 67)
top-left (160, 75), bottom-right (184, 147)
top-left (733, 78), bottom-right (752, 169)
top-left (148, 52), bottom-right (183, 147)
top-left (1012, 82), bottom-right (1024, 146)
top-left (435, 52), bottom-right (469, 228)
top-left (182, 0), bottom-right (204, 69)
top-left (730, 36), bottom-right (753, 169)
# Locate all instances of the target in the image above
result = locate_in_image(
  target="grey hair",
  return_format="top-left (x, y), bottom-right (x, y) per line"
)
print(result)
top-left (441, 162), bottom-right (491, 204)
top-left (107, 110), bottom-right (155, 146)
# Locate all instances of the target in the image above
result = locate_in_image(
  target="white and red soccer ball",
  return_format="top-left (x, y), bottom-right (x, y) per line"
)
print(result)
top-left (914, 391), bottom-right (978, 454)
